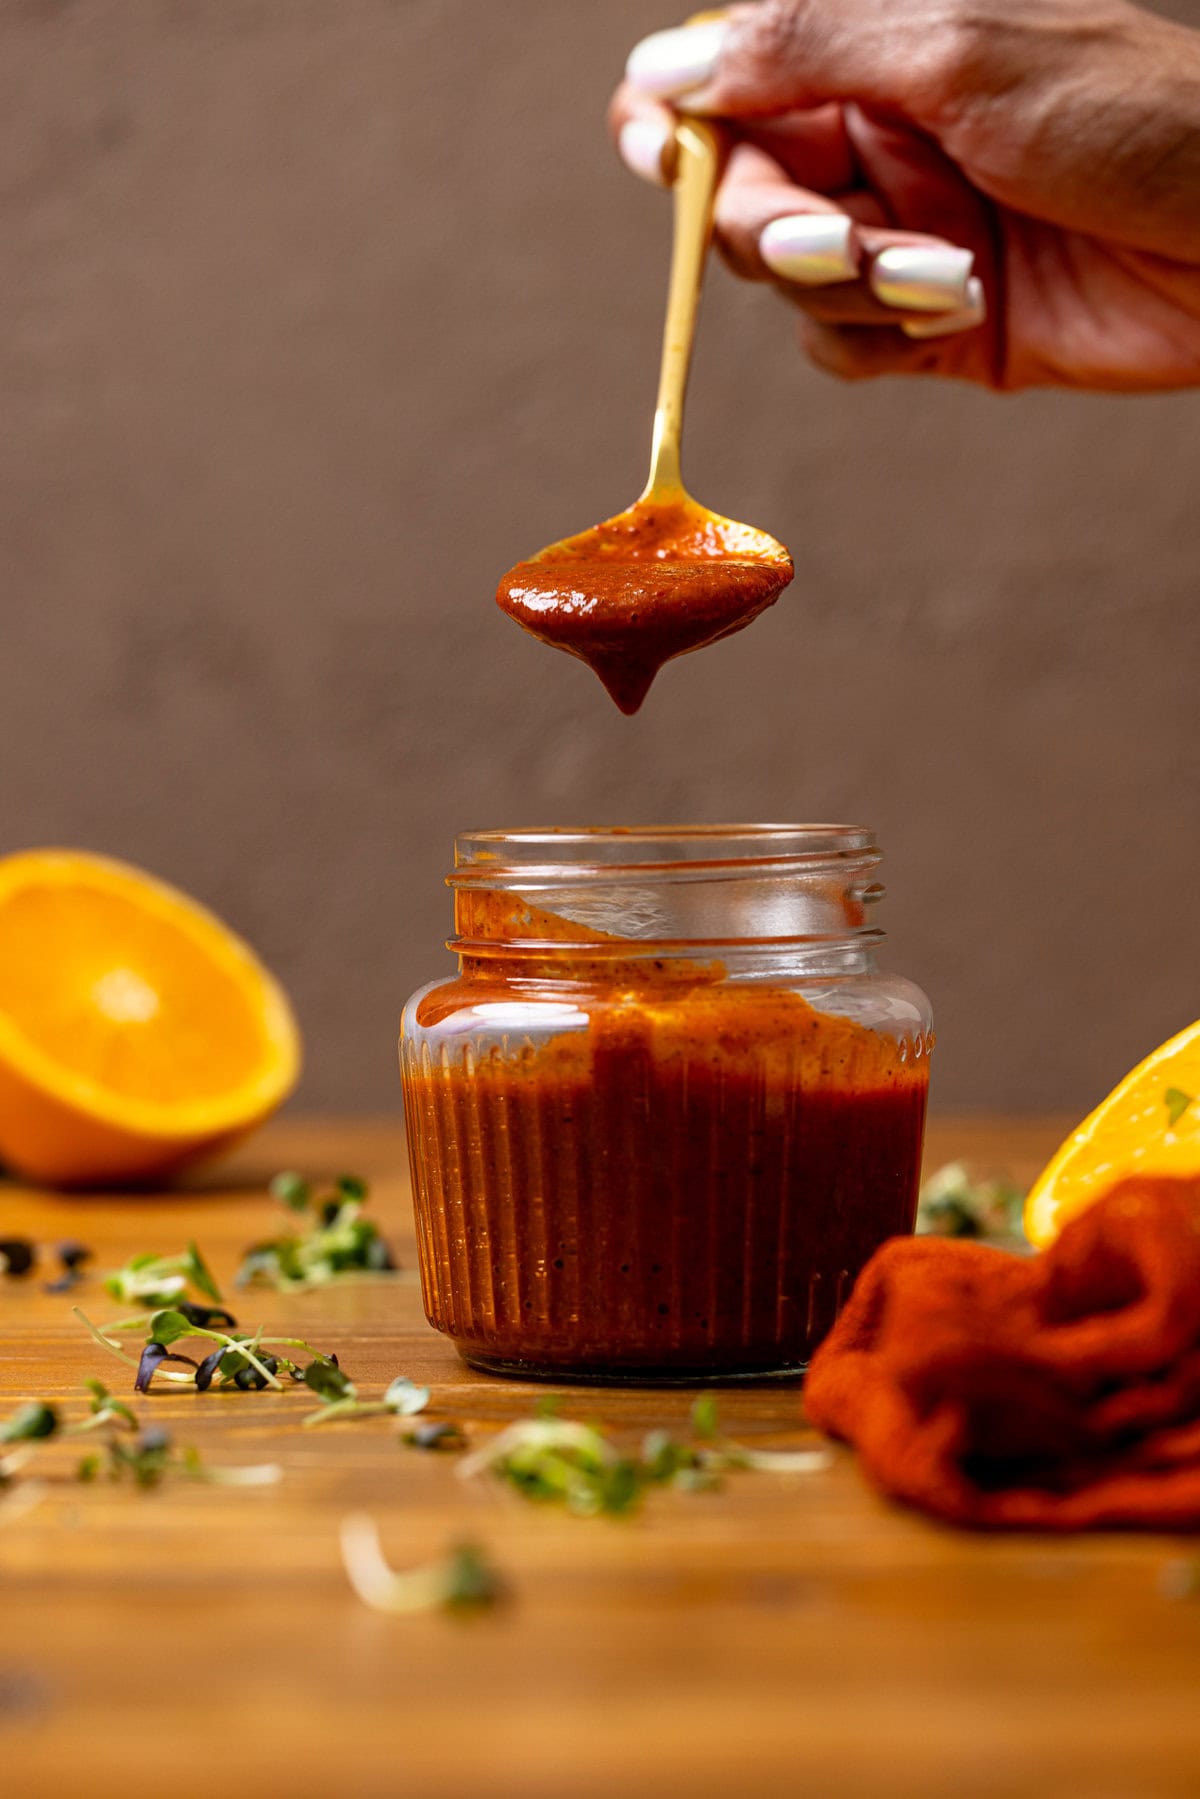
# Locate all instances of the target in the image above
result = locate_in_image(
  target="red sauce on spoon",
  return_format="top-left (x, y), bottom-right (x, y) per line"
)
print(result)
top-left (497, 496), bottom-right (794, 715)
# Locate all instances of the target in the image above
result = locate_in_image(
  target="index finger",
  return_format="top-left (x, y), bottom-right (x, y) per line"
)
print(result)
top-left (610, 80), bottom-right (856, 194)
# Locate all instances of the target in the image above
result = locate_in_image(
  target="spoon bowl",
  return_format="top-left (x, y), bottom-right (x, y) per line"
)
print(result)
top-left (499, 493), bottom-right (792, 715)
top-left (497, 119), bottom-right (794, 714)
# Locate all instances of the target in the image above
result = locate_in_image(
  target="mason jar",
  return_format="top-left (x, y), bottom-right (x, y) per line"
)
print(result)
top-left (400, 826), bottom-right (932, 1383)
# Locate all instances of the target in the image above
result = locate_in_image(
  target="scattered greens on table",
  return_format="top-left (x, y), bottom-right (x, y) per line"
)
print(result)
top-left (96, 1167), bottom-right (395, 1316)
top-left (7, 1162), bottom-right (829, 1606)
top-left (75, 1303), bottom-right (340, 1396)
top-left (0, 1237), bottom-right (90, 1295)
top-left (0, 1386), bottom-right (279, 1494)
top-left (917, 1162), bottom-right (1027, 1242)
top-left (78, 1428), bottom-right (281, 1489)
top-left (236, 1171), bottom-right (397, 1291)
top-left (104, 1242), bottom-right (222, 1309)
top-left (43, 1241), bottom-right (93, 1294)
top-left (0, 1401), bottom-right (59, 1446)
top-left (301, 1367), bottom-right (430, 1428)
top-left (456, 1396), bottom-right (830, 1519)
top-left (1, 1238), bottom-right (93, 1292)
top-left (405, 1421), bottom-right (467, 1452)
top-left (340, 1514), bottom-right (504, 1616)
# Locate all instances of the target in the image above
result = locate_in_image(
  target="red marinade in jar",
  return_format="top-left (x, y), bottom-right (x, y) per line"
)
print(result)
top-left (401, 867), bottom-right (930, 1382)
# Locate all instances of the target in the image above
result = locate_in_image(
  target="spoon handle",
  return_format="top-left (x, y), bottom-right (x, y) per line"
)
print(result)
top-left (642, 118), bottom-right (723, 501)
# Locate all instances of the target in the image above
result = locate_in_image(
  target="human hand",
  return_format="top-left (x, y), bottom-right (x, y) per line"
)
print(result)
top-left (611, 1), bottom-right (1200, 390)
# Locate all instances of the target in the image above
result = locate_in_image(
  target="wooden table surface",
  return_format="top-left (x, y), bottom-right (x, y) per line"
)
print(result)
top-left (2, 1115), bottom-right (1198, 1799)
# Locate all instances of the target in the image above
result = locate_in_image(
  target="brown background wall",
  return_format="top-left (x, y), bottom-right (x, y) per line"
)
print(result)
top-left (2, 0), bottom-right (1198, 1115)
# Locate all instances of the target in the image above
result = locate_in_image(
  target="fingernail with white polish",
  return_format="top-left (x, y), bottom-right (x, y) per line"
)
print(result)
top-left (901, 276), bottom-right (987, 339)
top-left (871, 245), bottom-right (974, 312)
top-left (626, 19), bottom-right (728, 99)
top-left (760, 214), bottom-right (859, 285)
top-left (618, 117), bottom-right (673, 187)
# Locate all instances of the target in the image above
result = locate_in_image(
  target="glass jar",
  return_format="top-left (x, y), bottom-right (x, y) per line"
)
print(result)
top-left (400, 826), bottom-right (932, 1383)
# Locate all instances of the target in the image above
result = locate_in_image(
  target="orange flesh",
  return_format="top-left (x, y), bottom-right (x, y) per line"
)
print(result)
top-left (0, 883), bottom-right (270, 1103)
top-left (496, 497), bottom-right (794, 714)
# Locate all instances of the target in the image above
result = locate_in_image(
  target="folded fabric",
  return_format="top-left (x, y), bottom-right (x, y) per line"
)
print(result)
top-left (804, 1176), bottom-right (1200, 1529)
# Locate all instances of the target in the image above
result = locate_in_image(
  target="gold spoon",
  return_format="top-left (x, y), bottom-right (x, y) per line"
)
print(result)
top-left (497, 117), bottom-right (795, 716)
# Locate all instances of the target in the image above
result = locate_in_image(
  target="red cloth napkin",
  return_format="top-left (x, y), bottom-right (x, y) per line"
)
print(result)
top-left (804, 1177), bottom-right (1200, 1529)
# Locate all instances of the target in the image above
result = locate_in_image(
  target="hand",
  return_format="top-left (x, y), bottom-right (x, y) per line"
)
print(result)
top-left (610, 0), bottom-right (1200, 390)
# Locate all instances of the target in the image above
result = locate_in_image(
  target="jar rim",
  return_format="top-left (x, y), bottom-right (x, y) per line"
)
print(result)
top-left (451, 823), bottom-right (876, 885)
top-left (448, 930), bottom-right (886, 959)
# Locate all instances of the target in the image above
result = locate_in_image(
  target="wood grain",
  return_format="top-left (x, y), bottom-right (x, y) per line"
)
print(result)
top-left (1, 1116), bottom-right (1198, 1799)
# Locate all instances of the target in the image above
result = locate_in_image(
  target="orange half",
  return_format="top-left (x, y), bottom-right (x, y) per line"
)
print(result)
top-left (1024, 1018), bottom-right (1200, 1248)
top-left (0, 850), bottom-right (300, 1187)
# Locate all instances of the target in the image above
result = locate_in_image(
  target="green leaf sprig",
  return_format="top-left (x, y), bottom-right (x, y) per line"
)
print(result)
top-left (70, 1378), bottom-right (137, 1435)
top-left (1, 1387), bottom-right (280, 1494)
top-left (78, 1427), bottom-right (281, 1490)
top-left (0, 1399), bottom-right (59, 1514)
top-left (236, 1172), bottom-right (397, 1292)
top-left (74, 1305), bottom-right (336, 1396)
top-left (456, 1398), bottom-right (829, 1518)
top-left (302, 1372), bottom-right (431, 1429)
top-left (103, 1241), bottom-right (222, 1309)
top-left (0, 1401), bottom-right (59, 1445)
top-left (339, 1514), bottom-right (503, 1615)
top-left (917, 1162), bottom-right (1027, 1242)
top-left (405, 1422), bottom-right (467, 1452)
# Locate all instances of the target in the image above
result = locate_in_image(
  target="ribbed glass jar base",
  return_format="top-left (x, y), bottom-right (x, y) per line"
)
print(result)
top-left (458, 1351), bottom-right (808, 1386)
top-left (401, 1026), bottom-right (927, 1382)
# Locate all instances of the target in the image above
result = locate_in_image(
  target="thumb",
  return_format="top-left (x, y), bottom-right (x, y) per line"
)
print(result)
top-left (626, 1), bottom-right (950, 121)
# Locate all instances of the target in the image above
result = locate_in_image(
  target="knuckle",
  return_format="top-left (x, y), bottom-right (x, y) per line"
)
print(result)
top-left (727, 0), bottom-right (813, 88)
top-left (912, 7), bottom-right (1000, 119)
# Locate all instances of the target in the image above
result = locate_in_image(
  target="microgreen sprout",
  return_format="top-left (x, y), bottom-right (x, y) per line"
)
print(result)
top-left (917, 1162), bottom-right (1027, 1242)
top-left (302, 1373), bottom-right (430, 1429)
top-left (302, 1357), bottom-right (355, 1403)
top-left (691, 1393), bottom-right (720, 1440)
top-left (405, 1421), bottom-right (467, 1452)
top-left (236, 1171), bottom-right (397, 1291)
top-left (339, 1514), bottom-right (503, 1616)
top-left (175, 1301), bottom-right (239, 1329)
top-left (457, 1397), bottom-right (829, 1518)
top-left (103, 1241), bottom-right (222, 1309)
top-left (458, 1418), bottom-right (639, 1517)
top-left (0, 1398), bottom-right (59, 1519)
top-left (0, 1401), bottom-right (59, 1444)
top-left (0, 1238), bottom-right (37, 1278)
top-left (75, 1305), bottom-right (336, 1396)
top-left (68, 1379), bottom-right (137, 1435)
top-left (1, 1384), bottom-right (277, 1497)
top-left (78, 1424), bottom-right (281, 1490)
top-left (44, 1240), bottom-right (93, 1294)
top-left (2, 1237), bottom-right (94, 1290)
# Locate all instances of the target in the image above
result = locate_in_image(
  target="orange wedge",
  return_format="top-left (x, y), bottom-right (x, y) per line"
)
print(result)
top-left (1024, 1019), bottom-right (1200, 1248)
top-left (0, 850), bottom-right (300, 1187)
